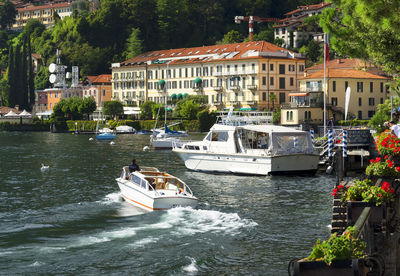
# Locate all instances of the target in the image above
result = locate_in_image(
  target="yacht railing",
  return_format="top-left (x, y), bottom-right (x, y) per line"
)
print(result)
top-left (216, 111), bottom-right (273, 126)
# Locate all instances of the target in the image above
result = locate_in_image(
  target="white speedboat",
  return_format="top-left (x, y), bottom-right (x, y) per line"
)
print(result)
top-left (172, 123), bottom-right (319, 176)
top-left (116, 167), bottom-right (197, 211)
top-left (116, 125), bottom-right (136, 134)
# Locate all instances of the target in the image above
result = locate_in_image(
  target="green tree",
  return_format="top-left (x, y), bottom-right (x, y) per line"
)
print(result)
top-left (273, 106), bottom-right (281, 125)
top-left (319, 2), bottom-right (400, 74)
top-left (140, 100), bottom-right (155, 119)
top-left (123, 27), bottom-right (143, 60)
top-left (152, 103), bottom-right (165, 120)
top-left (27, 33), bottom-right (35, 109)
top-left (0, 72), bottom-right (9, 106)
top-left (219, 30), bottom-right (243, 44)
top-left (80, 97), bottom-right (97, 120)
top-left (21, 36), bottom-right (28, 110)
top-left (369, 97), bottom-right (400, 132)
top-left (299, 39), bottom-right (322, 67)
top-left (34, 66), bottom-right (50, 90)
top-left (197, 108), bottom-right (216, 132)
top-left (252, 28), bottom-right (275, 43)
top-left (0, 0), bottom-right (16, 29)
top-left (180, 99), bottom-right (200, 120)
top-left (6, 44), bottom-right (15, 107)
top-left (103, 100), bottom-right (124, 119)
top-left (269, 92), bottom-right (276, 110)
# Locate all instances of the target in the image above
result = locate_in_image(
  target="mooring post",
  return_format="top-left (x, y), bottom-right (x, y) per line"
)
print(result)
top-left (336, 147), bottom-right (343, 185)
top-left (328, 129), bottom-right (333, 163)
top-left (310, 129), bottom-right (314, 145)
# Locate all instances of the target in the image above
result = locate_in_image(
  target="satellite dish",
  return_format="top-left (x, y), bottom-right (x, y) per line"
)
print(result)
top-left (66, 72), bottom-right (72, 79)
top-left (49, 63), bottom-right (56, 73)
top-left (49, 74), bottom-right (56, 83)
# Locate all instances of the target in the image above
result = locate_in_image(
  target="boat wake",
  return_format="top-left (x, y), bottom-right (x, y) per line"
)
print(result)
top-left (99, 192), bottom-right (124, 205)
top-left (182, 257), bottom-right (198, 274)
top-left (49, 207), bottom-right (257, 250)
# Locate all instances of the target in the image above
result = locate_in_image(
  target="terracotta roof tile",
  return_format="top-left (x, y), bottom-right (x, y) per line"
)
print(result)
top-left (120, 41), bottom-right (302, 67)
top-left (17, 2), bottom-right (70, 12)
top-left (284, 2), bottom-right (331, 16)
top-left (299, 68), bottom-right (391, 80)
top-left (86, 74), bottom-right (112, 84)
top-left (0, 106), bottom-right (21, 115)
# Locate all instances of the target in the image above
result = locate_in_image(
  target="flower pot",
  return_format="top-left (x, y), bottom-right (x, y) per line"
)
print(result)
top-left (346, 201), bottom-right (386, 225)
top-left (292, 259), bottom-right (367, 276)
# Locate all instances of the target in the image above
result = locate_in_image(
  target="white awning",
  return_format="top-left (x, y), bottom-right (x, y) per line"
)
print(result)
top-left (19, 110), bottom-right (32, 117)
top-left (123, 107), bottom-right (140, 115)
top-left (288, 92), bottom-right (309, 97)
top-left (36, 110), bottom-right (53, 116)
top-left (4, 110), bottom-right (19, 117)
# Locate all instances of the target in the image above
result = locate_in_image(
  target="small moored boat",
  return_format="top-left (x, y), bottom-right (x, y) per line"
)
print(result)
top-left (116, 167), bottom-right (197, 211)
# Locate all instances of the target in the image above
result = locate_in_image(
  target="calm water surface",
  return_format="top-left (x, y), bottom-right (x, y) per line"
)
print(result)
top-left (0, 132), bottom-right (335, 275)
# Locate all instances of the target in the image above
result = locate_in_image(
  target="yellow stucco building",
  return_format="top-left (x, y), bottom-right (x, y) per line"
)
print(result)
top-left (281, 59), bottom-right (393, 125)
top-left (111, 41), bottom-right (306, 111)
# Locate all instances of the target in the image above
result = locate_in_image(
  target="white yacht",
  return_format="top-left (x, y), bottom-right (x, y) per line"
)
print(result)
top-left (172, 123), bottom-right (319, 176)
top-left (116, 167), bottom-right (197, 211)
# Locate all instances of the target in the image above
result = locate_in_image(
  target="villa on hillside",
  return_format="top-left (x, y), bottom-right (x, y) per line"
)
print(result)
top-left (11, 1), bottom-right (72, 29)
top-left (111, 41), bottom-right (306, 111)
top-left (281, 59), bottom-right (393, 126)
top-left (273, 2), bottom-right (331, 48)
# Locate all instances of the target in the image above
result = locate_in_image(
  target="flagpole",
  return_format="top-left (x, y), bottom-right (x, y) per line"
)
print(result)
top-left (323, 33), bottom-right (327, 136)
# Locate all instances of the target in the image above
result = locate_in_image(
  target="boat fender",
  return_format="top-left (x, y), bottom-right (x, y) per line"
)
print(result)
top-left (326, 165), bottom-right (333, 174)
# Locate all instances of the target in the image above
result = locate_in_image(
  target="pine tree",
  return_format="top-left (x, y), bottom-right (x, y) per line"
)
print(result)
top-left (27, 33), bottom-right (35, 110)
top-left (14, 43), bottom-right (23, 109)
top-left (7, 44), bottom-right (15, 107)
top-left (21, 36), bottom-right (28, 110)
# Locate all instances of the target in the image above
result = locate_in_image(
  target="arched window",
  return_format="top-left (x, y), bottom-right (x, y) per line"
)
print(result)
top-left (290, 111), bottom-right (293, 121)
top-left (304, 111), bottom-right (308, 119)
top-left (286, 111), bottom-right (290, 121)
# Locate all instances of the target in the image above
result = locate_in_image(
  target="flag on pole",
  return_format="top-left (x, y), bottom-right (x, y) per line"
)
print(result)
top-left (344, 86), bottom-right (351, 121)
top-left (324, 33), bottom-right (330, 62)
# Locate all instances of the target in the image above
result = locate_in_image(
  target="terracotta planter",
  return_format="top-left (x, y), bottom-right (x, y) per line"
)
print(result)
top-left (346, 201), bottom-right (386, 225)
top-left (292, 259), bottom-right (366, 276)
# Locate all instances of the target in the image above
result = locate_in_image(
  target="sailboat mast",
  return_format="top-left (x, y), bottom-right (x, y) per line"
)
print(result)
top-left (165, 63), bottom-right (169, 125)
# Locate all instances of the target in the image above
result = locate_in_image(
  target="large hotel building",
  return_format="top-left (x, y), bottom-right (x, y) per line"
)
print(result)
top-left (111, 41), bottom-right (306, 111)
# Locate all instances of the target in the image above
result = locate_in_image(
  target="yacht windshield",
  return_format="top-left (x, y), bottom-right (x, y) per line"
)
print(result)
top-left (270, 133), bottom-right (314, 155)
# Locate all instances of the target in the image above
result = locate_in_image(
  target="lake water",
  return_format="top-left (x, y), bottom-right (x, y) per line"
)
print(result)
top-left (0, 132), bottom-right (335, 275)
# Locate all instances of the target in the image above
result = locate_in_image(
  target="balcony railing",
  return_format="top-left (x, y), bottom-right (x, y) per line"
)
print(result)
top-left (247, 85), bottom-right (257, 90)
top-left (230, 85), bottom-right (240, 91)
top-left (306, 86), bottom-right (322, 92)
top-left (213, 86), bottom-right (223, 91)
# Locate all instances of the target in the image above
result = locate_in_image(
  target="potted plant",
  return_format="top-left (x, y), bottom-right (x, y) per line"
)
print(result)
top-left (365, 156), bottom-right (400, 180)
top-left (292, 227), bottom-right (366, 276)
top-left (375, 132), bottom-right (400, 157)
top-left (338, 179), bottom-right (395, 225)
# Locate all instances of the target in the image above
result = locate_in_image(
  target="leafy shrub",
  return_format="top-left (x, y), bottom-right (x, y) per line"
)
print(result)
top-left (340, 178), bottom-right (395, 206)
top-left (307, 226), bottom-right (366, 265)
top-left (197, 109), bottom-right (216, 132)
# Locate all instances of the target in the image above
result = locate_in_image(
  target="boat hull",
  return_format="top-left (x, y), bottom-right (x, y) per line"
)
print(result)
top-left (174, 151), bottom-right (319, 176)
top-left (117, 179), bottom-right (197, 211)
top-left (151, 137), bottom-right (185, 150)
top-left (96, 133), bottom-right (116, 140)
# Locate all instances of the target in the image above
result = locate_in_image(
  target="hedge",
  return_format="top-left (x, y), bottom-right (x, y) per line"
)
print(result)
top-left (0, 121), bottom-right (51, 131)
